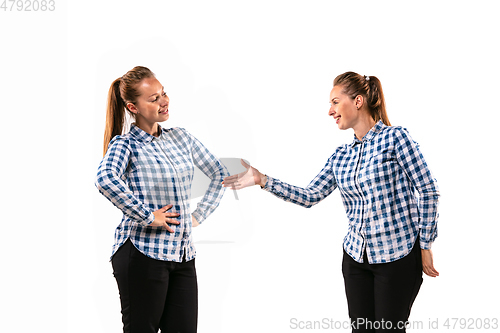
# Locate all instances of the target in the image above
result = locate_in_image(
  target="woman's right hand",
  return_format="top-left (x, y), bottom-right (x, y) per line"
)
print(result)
top-left (421, 249), bottom-right (439, 277)
top-left (222, 159), bottom-right (267, 190)
top-left (151, 204), bottom-right (180, 232)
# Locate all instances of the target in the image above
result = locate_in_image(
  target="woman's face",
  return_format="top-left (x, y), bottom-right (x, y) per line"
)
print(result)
top-left (328, 85), bottom-right (358, 130)
top-left (128, 77), bottom-right (170, 128)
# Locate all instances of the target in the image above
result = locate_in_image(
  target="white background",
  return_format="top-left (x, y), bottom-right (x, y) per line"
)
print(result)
top-left (1, 0), bottom-right (499, 332)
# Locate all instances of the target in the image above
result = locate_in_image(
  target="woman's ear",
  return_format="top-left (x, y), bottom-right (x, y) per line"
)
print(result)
top-left (126, 102), bottom-right (138, 114)
top-left (355, 95), bottom-right (364, 110)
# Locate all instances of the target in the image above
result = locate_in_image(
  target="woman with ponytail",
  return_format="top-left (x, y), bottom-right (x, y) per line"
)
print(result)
top-left (95, 66), bottom-right (228, 333)
top-left (223, 71), bottom-right (440, 332)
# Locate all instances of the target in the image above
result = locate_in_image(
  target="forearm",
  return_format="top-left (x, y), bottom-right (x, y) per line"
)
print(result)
top-left (262, 175), bottom-right (335, 208)
top-left (192, 160), bottom-right (229, 224)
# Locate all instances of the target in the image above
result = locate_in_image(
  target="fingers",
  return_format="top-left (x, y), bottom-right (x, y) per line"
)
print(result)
top-left (226, 182), bottom-right (242, 190)
top-left (222, 175), bottom-right (240, 188)
top-left (161, 218), bottom-right (180, 233)
top-left (161, 204), bottom-right (174, 211)
top-left (423, 265), bottom-right (440, 277)
top-left (240, 158), bottom-right (250, 169)
top-left (223, 174), bottom-right (240, 183)
top-left (152, 205), bottom-right (181, 232)
top-left (423, 268), bottom-right (438, 277)
top-left (166, 217), bottom-right (180, 224)
top-left (222, 175), bottom-right (238, 184)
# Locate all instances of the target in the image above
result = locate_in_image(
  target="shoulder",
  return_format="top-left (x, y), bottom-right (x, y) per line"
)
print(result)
top-left (328, 143), bottom-right (350, 162)
top-left (377, 125), bottom-right (415, 143)
top-left (166, 127), bottom-right (192, 141)
top-left (107, 133), bottom-right (132, 152)
top-left (380, 124), bottom-right (407, 136)
top-left (168, 127), bottom-right (190, 136)
top-left (334, 143), bottom-right (350, 155)
top-left (106, 130), bottom-right (154, 155)
top-left (102, 134), bottom-right (134, 165)
top-left (378, 126), bottom-right (422, 159)
top-left (163, 127), bottom-right (196, 149)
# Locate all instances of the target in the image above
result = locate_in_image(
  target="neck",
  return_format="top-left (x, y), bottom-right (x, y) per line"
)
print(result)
top-left (136, 120), bottom-right (160, 137)
top-left (353, 116), bottom-right (376, 141)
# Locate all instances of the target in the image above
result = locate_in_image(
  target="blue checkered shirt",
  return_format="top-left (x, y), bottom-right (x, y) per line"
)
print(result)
top-left (95, 124), bottom-right (228, 262)
top-left (263, 121), bottom-right (439, 263)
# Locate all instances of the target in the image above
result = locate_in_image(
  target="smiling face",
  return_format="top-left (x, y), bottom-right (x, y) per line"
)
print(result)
top-left (126, 76), bottom-right (169, 135)
top-left (328, 85), bottom-right (359, 130)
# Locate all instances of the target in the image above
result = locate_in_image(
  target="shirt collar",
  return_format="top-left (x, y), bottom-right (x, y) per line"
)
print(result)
top-left (350, 120), bottom-right (386, 147)
top-left (129, 123), bottom-right (165, 143)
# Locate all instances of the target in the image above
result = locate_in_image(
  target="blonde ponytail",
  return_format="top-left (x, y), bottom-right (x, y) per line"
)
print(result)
top-left (103, 78), bottom-right (126, 156)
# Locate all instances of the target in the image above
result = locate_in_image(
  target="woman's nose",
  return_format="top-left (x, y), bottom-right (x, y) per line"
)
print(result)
top-left (161, 95), bottom-right (169, 106)
top-left (328, 106), bottom-right (335, 116)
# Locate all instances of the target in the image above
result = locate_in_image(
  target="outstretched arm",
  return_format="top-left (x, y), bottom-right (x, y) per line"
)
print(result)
top-left (223, 157), bottom-right (338, 208)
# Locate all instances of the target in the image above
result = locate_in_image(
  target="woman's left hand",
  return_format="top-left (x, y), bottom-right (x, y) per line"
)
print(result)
top-left (421, 249), bottom-right (439, 277)
top-left (192, 216), bottom-right (200, 228)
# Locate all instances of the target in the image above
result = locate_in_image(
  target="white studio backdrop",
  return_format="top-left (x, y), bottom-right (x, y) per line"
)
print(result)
top-left (1, 1), bottom-right (499, 332)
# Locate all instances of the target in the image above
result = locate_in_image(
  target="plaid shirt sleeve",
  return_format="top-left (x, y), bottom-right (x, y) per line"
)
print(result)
top-left (394, 128), bottom-right (440, 249)
top-left (262, 155), bottom-right (338, 208)
top-left (95, 137), bottom-right (155, 226)
top-left (186, 129), bottom-right (229, 224)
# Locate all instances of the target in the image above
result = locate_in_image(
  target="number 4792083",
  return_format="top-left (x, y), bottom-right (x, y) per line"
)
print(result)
top-left (1, 0), bottom-right (55, 11)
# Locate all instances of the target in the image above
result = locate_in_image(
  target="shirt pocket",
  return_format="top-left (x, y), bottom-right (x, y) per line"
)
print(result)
top-left (363, 152), bottom-right (397, 187)
top-left (169, 156), bottom-right (194, 186)
top-left (165, 147), bottom-right (194, 184)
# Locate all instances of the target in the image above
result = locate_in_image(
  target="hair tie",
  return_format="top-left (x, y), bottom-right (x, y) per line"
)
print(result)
top-left (365, 75), bottom-right (370, 81)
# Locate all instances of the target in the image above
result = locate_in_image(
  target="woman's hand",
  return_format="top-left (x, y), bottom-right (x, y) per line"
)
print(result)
top-left (421, 249), bottom-right (439, 277)
top-left (222, 159), bottom-right (267, 190)
top-left (151, 204), bottom-right (180, 232)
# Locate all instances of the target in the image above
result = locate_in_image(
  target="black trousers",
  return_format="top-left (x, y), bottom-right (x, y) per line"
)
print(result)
top-left (111, 239), bottom-right (198, 333)
top-left (342, 242), bottom-right (423, 332)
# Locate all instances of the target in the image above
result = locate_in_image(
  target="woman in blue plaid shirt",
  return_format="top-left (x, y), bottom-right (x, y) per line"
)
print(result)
top-left (96, 66), bottom-right (228, 333)
top-left (223, 72), bottom-right (440, 332)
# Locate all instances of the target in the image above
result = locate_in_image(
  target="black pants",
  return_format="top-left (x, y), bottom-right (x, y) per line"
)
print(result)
top-left (342, 242), bottom-right (423, 332)
top-left (111, 239), bottom-right (198, 333)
